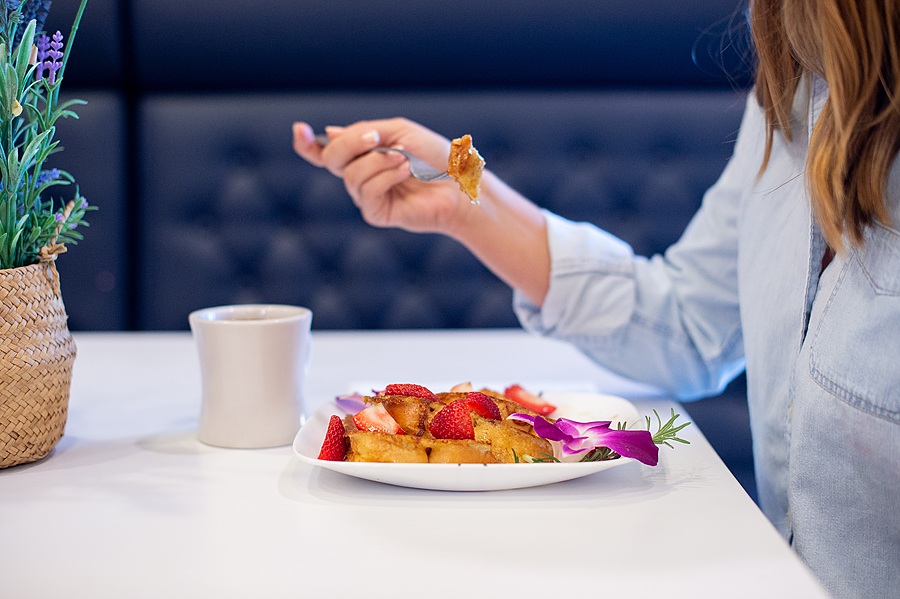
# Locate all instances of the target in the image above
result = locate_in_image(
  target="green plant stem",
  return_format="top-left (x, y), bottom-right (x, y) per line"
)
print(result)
top-left (49, 0), bottom-right (88, 108)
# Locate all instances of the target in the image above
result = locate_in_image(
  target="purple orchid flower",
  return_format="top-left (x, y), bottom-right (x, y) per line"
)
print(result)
top-left (509, 413), bottom-right (659, 466)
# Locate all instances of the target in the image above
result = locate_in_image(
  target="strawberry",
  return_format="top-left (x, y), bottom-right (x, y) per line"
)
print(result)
top-left (384, 383), bottom-right (437, 400)
top-left (428, 399), bottom-right (474, 440)
top-left (465, 391), bottom-right (501, 420)
top-left (317, 415), bottom-right (347, 461)
top-left (450, 381), bottom-right (473, 393)
top-left (504, 384), bottom-right (557, 416)
top-left (353, 404), bottom-right (405, 434)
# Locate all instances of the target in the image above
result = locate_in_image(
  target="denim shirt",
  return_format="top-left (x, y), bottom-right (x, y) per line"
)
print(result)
top-left (514, 83), bottom-right (900, 599)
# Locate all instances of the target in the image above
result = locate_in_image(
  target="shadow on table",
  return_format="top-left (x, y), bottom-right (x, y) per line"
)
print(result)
top-left (276, 455), bottom-right (714, 510)
top-left (681, 373), bottom-right (758, 504)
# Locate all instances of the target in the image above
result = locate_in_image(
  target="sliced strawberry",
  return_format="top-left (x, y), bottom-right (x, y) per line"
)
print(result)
top-left (465, 391), bottom-right (501, 420)
top-left (450, 381), bottom-right (473, 393)
top-left (428, 399), bottom-right (474, 440)
top-left (504, 384), bottom-right (556, 416)
top-left (353, 404), bottom-right (405, 434)
top-left (317, 415), bottom-right (347, 461)
top-left (384, 383), bottom-right (437, 401)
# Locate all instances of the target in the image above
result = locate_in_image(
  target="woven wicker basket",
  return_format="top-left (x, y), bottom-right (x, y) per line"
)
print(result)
top-left (0, 259), bottom-right (76, 468)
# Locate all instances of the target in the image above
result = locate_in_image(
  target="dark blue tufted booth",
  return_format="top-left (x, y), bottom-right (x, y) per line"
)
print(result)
top-left (42, 0), bottom-right (756, 500)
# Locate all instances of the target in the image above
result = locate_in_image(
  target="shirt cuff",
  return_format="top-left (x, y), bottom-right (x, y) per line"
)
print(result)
top-left (514, 210), bottom-right (636, 336)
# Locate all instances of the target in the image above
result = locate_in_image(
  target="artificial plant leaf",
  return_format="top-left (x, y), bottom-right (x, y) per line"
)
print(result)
top-left (15, 20), bottom-right (37, 87)
top-left (0, 63), bottom-right (18, 119)
top-left (18, 128), bottom-right (51, 170)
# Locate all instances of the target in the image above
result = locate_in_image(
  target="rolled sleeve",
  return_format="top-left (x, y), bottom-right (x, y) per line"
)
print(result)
top-left (513, 95), bottom-right (760, 398)
top-left (514, 211), bottom-right (637, 337)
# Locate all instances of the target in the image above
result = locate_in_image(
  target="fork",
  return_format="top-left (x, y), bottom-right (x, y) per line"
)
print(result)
top-left (314, 134), bottom-right (451, 182)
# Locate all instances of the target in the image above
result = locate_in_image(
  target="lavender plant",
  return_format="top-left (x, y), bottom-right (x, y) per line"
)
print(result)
top-left (0, 0), bottom-right (93, 270)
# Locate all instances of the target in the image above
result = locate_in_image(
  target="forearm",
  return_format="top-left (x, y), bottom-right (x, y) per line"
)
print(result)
top-left (448, 170), bottom-right (551, 307)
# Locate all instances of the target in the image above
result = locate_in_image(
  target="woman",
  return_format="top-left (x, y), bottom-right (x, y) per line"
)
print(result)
top-left (292, 1), bottom-right (900, 597)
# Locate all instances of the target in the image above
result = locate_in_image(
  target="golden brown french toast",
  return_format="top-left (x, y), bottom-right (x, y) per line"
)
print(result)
top-left (447, 134), bottom-right (485, 202)
top-left (341, 386), bottom-right (552, 464)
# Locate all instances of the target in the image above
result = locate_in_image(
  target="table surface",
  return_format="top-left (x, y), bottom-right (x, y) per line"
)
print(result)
top-left (0, 330), bottom-right (829, 598)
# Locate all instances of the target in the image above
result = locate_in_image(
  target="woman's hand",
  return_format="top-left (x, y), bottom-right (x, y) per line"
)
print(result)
top-left (292, 117), bottom-right (472, 236)
top-left (292, 116), bottom-right (551, 306)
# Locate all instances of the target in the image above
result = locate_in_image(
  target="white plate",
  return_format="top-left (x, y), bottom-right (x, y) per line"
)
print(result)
top-left (292, 392), bottom-right (643, 491)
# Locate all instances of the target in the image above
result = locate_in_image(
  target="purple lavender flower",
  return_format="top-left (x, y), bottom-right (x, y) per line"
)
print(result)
top-left (54, 212), bottom-right (64, 223)
top-left (33, 168), bottom-right (60, 188)
top-left (34, 33), bottom-right (50, 80)
top-left (43, 30), bottom-right (63, 85)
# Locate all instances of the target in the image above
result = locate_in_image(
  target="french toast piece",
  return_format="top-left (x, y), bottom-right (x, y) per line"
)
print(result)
top-left (375, 395), bottom-right (433, 435)
top-left (473, 415), bottom-right (553, 463)
top-left (447, 134), bottom-right (485, 202)
top-left (345, 389), bottom-right (555, 464)
top-left (434, 392), bottom-right (464, 402)
top-left (424, 439), bottom-right (498, 464)
top-left (345, 428), bottom-right (429, 463)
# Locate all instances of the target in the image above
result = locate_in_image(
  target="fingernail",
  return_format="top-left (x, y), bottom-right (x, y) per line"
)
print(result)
top-left (293, 122), bottom-right (313, 143)
top-left (361, 130), bottom-right (380, 145)
top-left (324, 125), bottom-right (345, 135)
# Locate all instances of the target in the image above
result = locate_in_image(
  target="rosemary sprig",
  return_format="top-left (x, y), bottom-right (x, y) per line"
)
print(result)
top-left (579, 447), bottom-right (619, 462)
top-left (512, 449), bottom-right (559, 463)
top-left (647, 408), bottom-right (691, 448)
top-left (529, 453), bottom-right (560, 463)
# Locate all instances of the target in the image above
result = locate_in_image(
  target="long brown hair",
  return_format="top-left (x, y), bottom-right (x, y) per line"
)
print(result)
top-left (750, 0), bottom-right (900, 251)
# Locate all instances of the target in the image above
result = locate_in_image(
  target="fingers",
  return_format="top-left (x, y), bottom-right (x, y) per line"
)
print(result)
top-left (292, 122), bottom-right (324, 167)
top-left (293, 119), bottom-right (414, 216)
top-left (318, 126), bottom-right (383, 178)
top-left (344, 150), bottom-right (409, 210)
top-left (293, 120), bottom-right (389, 179)
top-left (292, 118), bottom-right (462, 230)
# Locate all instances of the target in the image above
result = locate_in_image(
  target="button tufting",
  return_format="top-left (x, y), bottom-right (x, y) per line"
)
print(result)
top-left (138, 91), bottom-right (743, 330)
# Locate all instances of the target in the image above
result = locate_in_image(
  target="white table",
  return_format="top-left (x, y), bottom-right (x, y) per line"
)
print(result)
top-left (0, 330), bottom-right (829, 598)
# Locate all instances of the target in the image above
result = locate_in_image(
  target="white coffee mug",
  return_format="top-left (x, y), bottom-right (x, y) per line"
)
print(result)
top-left (189, 304), bottom-right (312, 448)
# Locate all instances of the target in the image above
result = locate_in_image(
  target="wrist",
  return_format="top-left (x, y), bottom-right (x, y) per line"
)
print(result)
top-left (446, 171), bottom-right (516, 242)
top-left (445, 170), bottom-right (551, 306)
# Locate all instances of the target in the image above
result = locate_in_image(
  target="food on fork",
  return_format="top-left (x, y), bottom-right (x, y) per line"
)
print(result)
top-left (447, 134), bottom-right (485, 202)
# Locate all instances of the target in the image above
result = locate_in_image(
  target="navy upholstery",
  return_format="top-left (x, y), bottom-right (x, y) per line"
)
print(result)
top-left (41, 0), bottom-right (758, 500)
top-left (130, 0), bottom-right (751, 91)
top-left (138, 90), bottom-right (746, 329)
top-left (53, 93), bottom-right (128, 331)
